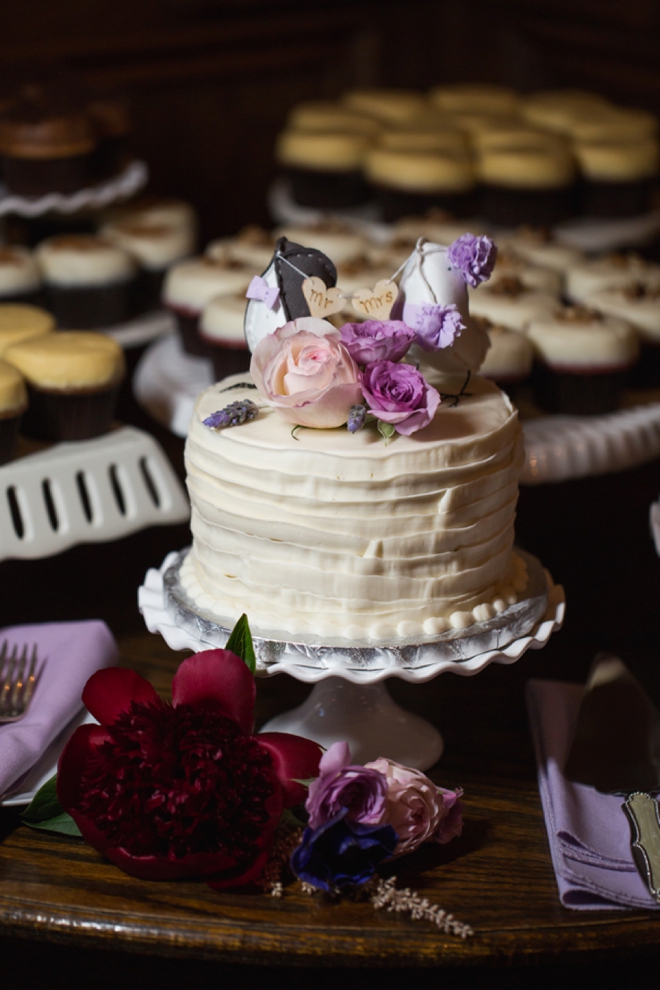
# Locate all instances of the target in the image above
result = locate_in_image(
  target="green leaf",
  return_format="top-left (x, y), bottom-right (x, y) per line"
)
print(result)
top-left (226, 613), bottom-right (256, 674)
top-left (21, 775), bottom-right (82, 837)
top-left (377, 420), bottom-right (396, 445)
top-left (25, 812), bottom-right (82, 837)
top-left (291, 777), bottom-right (316, 787)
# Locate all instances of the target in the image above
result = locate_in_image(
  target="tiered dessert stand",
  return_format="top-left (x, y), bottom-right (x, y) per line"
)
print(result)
top-left (139, 548), bottom-right (564, 769)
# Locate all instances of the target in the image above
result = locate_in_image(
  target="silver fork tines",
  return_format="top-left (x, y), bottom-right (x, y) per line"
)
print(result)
top-left (0, 641), bottom-right (38, 723)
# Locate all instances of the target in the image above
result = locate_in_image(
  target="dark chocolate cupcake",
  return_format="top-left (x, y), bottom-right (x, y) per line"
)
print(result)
top-left (0, 90), bottom-right (95, 197)
top-left (526, 306), bottom-right (639, 415)
top-left (3, 331), bottom-right (125, 441)
top-left (364, 147), bottom-right (476, 221)
top-left (199, 293), bottom-right (251, 381)
top-left (87, 95), bottom-right (131, 178)
top-left (275, 129), bottom-right (371, 209)
top-left (0, 359), bottom-right (28, 463)
top-left (574, 139), bottom-right (659, 218)
top-left (36, 234), bottom-right (136, 328)
top-left (101, 219), bottom-right (195, 312)
top-left (477, 144), bottom-right (577, 227)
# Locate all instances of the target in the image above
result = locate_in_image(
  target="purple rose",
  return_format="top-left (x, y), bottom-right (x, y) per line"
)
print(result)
top-left (339, 320), bottom-right (416, 366)
top-left (447, 233), bottom-right (498, 288)
top-left (306, 741), bottom-right (388, 828)
top-left (361, 361), bottom-right (440, 436)
top-left (291, 811), bottom-right (398, 892)
top-left (402, 302), bottom-right (465, 352)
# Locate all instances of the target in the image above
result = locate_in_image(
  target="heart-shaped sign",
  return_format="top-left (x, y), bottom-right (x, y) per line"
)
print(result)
top-left (302, 277), bottom-right (346, 319)
top-left (350, 279), bottom-right (399, 320)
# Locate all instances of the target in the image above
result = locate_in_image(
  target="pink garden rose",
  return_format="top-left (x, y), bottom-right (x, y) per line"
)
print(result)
top-left (364, 757), bottom-right (464, 857)
top-left (361, 360), bottom-right (440, 436)
top-left (251, 318), bottom-right (363, 429)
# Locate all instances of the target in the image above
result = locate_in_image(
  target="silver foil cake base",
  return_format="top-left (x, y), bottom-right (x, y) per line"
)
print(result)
top-left (160, 547), bottom-right (551, 675)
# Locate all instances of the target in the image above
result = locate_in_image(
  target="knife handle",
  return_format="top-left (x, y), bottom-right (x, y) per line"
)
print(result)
top-left (623, 792), bottom-right (660, 903)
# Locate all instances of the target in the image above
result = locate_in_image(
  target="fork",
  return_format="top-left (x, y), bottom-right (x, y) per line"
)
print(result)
top-left (0, 642), bottom-right (38, 723)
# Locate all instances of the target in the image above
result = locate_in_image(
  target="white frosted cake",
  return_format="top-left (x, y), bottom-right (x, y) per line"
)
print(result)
top-left (182, 372), bottom-right (525, 644)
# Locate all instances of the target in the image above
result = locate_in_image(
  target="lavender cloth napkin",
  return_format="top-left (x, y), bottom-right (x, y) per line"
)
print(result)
top-left (526, 677), bottom-right (659, 910)
top-left (0, 620), bottom-right (118, 799)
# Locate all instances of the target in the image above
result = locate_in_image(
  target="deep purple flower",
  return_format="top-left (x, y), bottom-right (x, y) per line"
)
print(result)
top-left (339, 320), bottom-right (415, 366)
top-left (290, 810), bottom-right (398, 892)
top-left (306, 741), bottom-right (388, 828)
top-left (402, 302), bottom-right (465, 352)
top-left (361, 361), bottom-right (440, 436)
top-left (447, 234), bottom-right (497, 288)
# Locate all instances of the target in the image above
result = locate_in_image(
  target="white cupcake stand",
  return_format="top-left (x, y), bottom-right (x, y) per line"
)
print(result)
top-left (139, 548), bottom-right (564, 769)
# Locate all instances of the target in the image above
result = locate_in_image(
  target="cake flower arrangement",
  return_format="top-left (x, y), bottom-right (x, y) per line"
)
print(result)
top-left (204, 233), bottom-right (497, 442)
top-left (22, 618), bottom-right (470, 937)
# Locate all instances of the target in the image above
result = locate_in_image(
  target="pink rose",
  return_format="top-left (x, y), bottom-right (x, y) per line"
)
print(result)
top-left (250, 318), bottom-right (363, 429)
top-left (364, 757), bottom-right (464, 856)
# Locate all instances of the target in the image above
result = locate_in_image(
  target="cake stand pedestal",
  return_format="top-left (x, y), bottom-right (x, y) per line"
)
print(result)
top-left (139, 549), bottom-right (565, 769)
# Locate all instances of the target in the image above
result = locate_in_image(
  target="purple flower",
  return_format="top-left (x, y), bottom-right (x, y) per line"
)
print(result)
top-left (339, 320), bottom-right (416, 366)
top-left (361, 361), bottom-right (440, 437)
top-left (402, 302), bottom-right (465, 352)
top-left (306, 741), bottom-right (388, 828)
top-left (291, 811), bottom-right (398, 892)
top-left (447, 233), bottom-right (498, 288)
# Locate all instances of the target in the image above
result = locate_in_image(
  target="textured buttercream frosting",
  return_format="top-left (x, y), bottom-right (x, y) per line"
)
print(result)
top-left (199, 294), bottom-right (249, 346)
top-left (183, 373), bottom-right (524, 643)
top-left (101, 219), bottom-right (195, 270)
top-left (36, 235), bottom-right (135, 287)
top-left (4, 331), bottom-right (124, 390)
top-left (526, 309), bottom-right (639, 369)
top-left (163, 256), bottom-right (254, 313)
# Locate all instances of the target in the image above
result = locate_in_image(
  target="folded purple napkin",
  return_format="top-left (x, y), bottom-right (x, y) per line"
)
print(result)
top-left (526, 677), bottom-right (659, 910)
top-left (0, 620), bottom-right (118, 800)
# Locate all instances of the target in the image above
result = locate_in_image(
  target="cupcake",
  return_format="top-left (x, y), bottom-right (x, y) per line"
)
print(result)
top-left (566, 106), bottom-right (658, 144)
top-left (573, 138), bottom-right (659, 218)
top-left (468, 276), bottom-right (558, 331)
top-left (477, 317), bottom-right (534, 396)
top-left (98, 197), bottom-right (199, 253)
top-left (0, 246), bottom-right (42, 305)
top-left (341, 89), bottom-right (429, 125)
top-left (4, 331), bottom-right (125, 441)
top-left (206, 226), bottom-right (277, 272)
top-left (526, 306), bottom-right (639, 415)
top-left (565, 253), bottom-right (660, 303)
top-left (521, 90), bottom-right (613, 133)
top-left (0, 303), bottom-right (55, 356)
top-left (489, 248), bottom-right (563, 294)
top-left (36, 234), bottom-right (136, 328)
top-left (0, 360), bottom-right (28, 464)
top-left (286, 101), bottom-right (382, 137)
top-left (0, 90), bottom-right (95, 196)
top-left (364, 147), bottom-right (476, 221)
top-left (477, 144), bottom-right (577, 227)
top-left (162, 255), bottom-right (253, 356)
top-left (496, 227), bottom-right (583, 277)
top-left (101, 219), bottom-right (195, 311)
top-left (582, 280), bottom-right (660, 386)
top-left (429, 83), bottom-right (520, 116)
top-left (375, 127), bottom-right (469, 155)
top-left (198, 293), bottom-right (251, 381)
top-left (275, 129), bottom-right (371, 209)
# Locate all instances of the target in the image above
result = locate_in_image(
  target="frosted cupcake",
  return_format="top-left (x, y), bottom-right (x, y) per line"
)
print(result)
top-left (162, 255), bottom-right (253, 355)
top-left (476, 317), bottom-right (534, 397)
top-left (198, 293), bottom-right (251, 380)
top-left (102, 218), bottom-right (195, 310)
top-left (496, 227), bottom-right (583, 277)
top-left (4, 331), bottom-right (125, 440)
top-left (276, 221), bottom-right (370, 266)
top-left (36, 234), bottom-right (136, 328)
top-left (206, 226), bottom-right (277, 272)
top-left (573, 138), bottom-right (659, 217)
top-left (488, 248), bottom-right (562, 294)
top-left (0, 246), bottom-right (42, 306)
top-left (275, 129), bottom-right (371, 208)
top-left (477, 144), bottom-right (577, 226)
top-left (526, 306), bottom-right (639, 414)
top-left (429, 83), bottom-right (520, 116)
top-left (0, 303), bottom-right (55, 356)
top-left (0, 359), bottom-right (28, 464)
top-left (565, 254), bottom-right (660, 303)
top-left (287, 101), bottom-right (382, 137)
top-left (364, 147), bottom-right (476, 221)
top-left (468, 277), bottom-right (558, 332)
top-left (582, 281), bottom-right (660, 386)
top-left (341, 89), bottom-right (429, 125)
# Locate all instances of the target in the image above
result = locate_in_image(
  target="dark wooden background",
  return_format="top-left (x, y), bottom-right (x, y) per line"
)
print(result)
top-left (2, 0), bottom-right (659, 242)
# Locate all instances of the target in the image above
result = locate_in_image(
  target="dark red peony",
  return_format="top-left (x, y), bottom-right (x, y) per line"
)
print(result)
top-left (57, 650), bottom-right (322, 886)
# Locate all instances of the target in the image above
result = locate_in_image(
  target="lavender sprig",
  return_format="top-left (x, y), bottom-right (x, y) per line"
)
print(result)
top-left (347, 404), bottom-right (368, 434)
top-left (203, 399), bottom-right (259, 429)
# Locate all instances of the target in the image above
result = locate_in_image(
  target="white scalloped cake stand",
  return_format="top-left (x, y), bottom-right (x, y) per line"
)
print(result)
top-left (0, 160), bottom-right (148, 217)
top-left (139, 550), bottom-right (565, 769)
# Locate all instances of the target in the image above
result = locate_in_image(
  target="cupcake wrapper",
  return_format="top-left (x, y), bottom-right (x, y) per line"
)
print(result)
top-left (21, 383), bottom-right (121, 441)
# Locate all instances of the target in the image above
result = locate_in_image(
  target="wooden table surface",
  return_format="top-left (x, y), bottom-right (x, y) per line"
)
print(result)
top-left (1, 391), bottom-right (660, 988)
